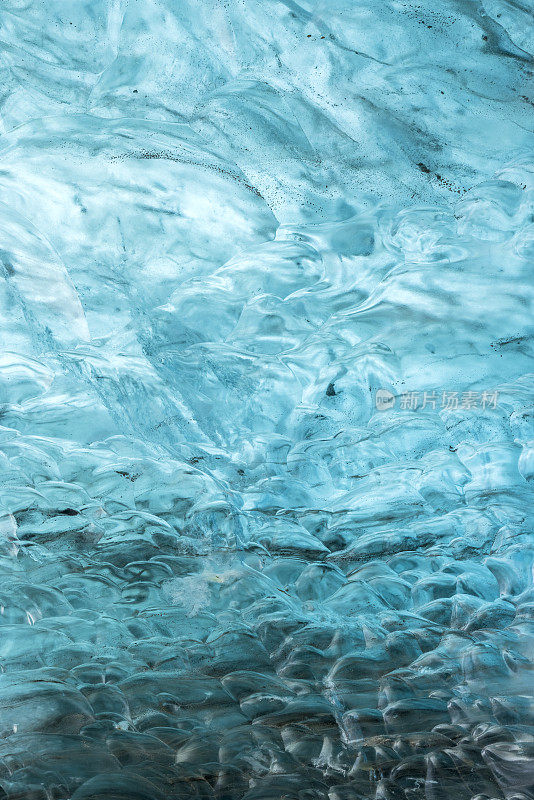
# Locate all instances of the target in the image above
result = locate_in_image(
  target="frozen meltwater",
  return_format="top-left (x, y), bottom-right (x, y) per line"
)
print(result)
top-left (0, 0), bottom-right (533, 798)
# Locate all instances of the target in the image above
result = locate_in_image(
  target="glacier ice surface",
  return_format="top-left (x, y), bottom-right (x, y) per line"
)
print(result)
top-left (0, 0), bottom-right (533, 798)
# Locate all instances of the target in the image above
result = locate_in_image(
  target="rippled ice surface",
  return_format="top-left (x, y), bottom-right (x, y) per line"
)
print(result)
top-left (0, 1), bottom-right (533, 799)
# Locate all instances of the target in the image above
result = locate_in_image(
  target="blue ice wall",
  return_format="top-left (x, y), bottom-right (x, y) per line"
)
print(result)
top-left (0, 1), bottom-right (533, 799)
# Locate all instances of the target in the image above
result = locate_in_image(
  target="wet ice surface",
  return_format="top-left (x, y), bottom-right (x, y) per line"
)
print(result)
top-left (0, 1), bottom-right (533, 799)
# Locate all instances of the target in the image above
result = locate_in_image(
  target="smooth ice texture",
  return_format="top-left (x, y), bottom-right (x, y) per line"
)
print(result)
top-left (0, 1), bottom-right (533, 799)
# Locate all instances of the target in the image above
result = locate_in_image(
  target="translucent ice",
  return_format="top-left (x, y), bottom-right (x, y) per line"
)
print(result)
top-left (0, 0), bottom-right (533, 798)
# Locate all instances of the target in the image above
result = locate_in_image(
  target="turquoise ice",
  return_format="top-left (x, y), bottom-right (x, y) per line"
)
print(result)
top-left (0, 1), bottom-right (533, 798)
